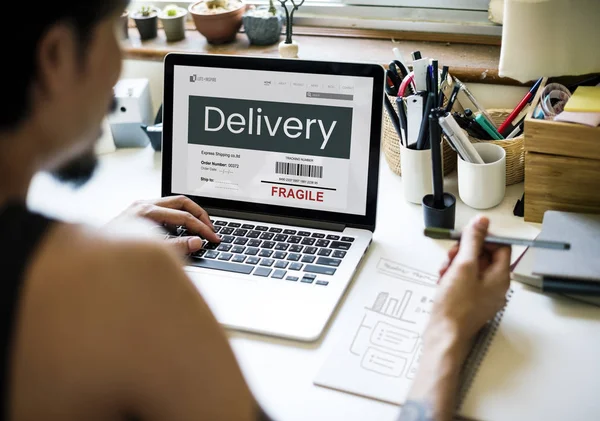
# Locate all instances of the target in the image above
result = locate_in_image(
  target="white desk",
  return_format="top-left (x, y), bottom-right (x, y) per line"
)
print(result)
top-left (27, 146), bottom-right (542, 421)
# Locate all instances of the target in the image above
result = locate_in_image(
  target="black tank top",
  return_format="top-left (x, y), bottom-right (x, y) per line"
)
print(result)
top-left (0, 203), bottom-right (54, 421)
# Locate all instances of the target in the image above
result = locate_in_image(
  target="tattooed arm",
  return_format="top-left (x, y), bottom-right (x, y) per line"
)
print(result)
top-left (398, 216), bottom-right (511, 421)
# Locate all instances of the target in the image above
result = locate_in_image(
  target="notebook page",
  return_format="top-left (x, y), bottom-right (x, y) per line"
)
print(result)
top-left (314, 255), bottom-right (438, 405)
top-left (459, 282), bottom-right (600, 421)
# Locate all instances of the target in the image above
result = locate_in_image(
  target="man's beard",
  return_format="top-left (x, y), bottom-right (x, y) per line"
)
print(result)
top-left (51, 149), bottom-right (98, 187)
top-left (51, 97), bottom-right (117, 187)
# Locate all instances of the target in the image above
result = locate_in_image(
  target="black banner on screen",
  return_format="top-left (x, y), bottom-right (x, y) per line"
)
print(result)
top-left (188, 96), bottom-right (353, 159)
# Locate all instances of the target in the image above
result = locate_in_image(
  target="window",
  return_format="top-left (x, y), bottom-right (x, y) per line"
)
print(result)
top-left (130, 0), bottom-right (500, 36)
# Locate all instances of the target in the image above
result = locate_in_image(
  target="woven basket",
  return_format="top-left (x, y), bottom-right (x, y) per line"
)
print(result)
top-left (463, 109), bottom-right (525, 186)
top-left (382, 94), bottom-right (457, 176)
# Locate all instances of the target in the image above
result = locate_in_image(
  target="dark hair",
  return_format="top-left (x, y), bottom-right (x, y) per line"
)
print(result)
top-left (1, 0), bottom-right (129, 131)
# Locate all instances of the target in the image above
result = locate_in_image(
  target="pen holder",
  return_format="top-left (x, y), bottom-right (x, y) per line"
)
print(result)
top-left (422, 193), bottom-right (456, 229)
top-left (382, 94), bottom-right (457, 177)
top-left (458, 143), bottom-right (506, 209)
top-left (400, 143), bottom-right (433, 204)
top-left (461, 109), bottom-right (524, 185)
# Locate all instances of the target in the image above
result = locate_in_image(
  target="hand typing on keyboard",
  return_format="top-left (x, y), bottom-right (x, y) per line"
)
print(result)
top-left (114, 195), bottom-right (220, 254)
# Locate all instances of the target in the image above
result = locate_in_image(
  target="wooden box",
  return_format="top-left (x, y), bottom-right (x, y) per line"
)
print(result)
top-left (524, 78), bottom-right (600, 223)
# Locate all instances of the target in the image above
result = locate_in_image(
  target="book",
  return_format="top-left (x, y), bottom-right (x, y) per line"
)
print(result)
top-left (512, 246), bottom-right (600, 307)
top-left (533, 211), bottom-right (600, 283)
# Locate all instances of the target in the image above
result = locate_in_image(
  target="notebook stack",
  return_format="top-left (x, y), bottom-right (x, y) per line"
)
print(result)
top-left (512, 211), bottom-right (600, 305)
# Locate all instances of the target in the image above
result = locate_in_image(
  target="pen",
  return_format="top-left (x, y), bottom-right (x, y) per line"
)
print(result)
top-left (416, 91), bottom-right (435, 150)
top-left (424, 227), bottom-right (571, 250)
top-left (396, 97), bottom-right (408, 147)
top-left (432, 60), bottom-right (439, 102)
top-left (498, 77), bottom-right (543, 136)
top-left (438, 65), bottom-right (449, 107)
top-left (444, 84), bottom-right (460, 113)
top-left (506, 123), bottom-right (523, 139)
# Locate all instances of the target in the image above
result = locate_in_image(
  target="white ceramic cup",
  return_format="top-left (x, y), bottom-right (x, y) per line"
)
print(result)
top-left (400, 143), bottom-right (433, 204)
top-left (458, 143), bottom-right (506, 209)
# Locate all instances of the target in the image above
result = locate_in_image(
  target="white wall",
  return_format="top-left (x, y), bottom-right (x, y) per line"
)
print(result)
top-left (120, 59), bottom-right (529, 116)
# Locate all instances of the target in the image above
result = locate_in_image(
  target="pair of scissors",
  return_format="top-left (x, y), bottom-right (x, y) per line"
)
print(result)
top-left (386, 72), bottom-right (400, 96)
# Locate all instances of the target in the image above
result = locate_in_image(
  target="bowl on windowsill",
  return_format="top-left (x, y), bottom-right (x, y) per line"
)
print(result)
top-left (189, 0), bottom-right (246, 44)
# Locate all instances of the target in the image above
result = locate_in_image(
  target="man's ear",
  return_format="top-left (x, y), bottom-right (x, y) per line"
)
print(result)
top-left (34, 23), bottom-right (79, 101)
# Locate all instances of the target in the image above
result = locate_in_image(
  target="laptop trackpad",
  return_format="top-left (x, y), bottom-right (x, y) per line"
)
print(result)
top-left (185, 269), bottom-right (329, 340)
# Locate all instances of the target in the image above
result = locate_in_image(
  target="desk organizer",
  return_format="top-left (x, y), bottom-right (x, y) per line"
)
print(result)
top-left (523, 77), bottom-right (600, 223)
top-left (382, 94), bottom-right (457, 176)
top-left (461, 109), bottom-right (525, 186)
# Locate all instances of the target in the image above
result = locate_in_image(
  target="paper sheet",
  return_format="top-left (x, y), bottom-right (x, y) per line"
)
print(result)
top-left (314, 256), bottom-right (438, 405)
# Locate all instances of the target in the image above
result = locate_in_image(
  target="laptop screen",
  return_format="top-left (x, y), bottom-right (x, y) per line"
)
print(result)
top-left (170, 65), bottom-right (375, 217)
top-left (162, 54), bottom-right (384, 230)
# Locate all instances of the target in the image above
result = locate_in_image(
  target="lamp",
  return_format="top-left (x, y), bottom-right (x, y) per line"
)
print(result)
top-left (498, 0), bottom-right (600, 83)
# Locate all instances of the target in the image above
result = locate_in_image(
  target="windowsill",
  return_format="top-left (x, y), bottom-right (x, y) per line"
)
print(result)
top-left (121, 27), bottom-right (520, 85)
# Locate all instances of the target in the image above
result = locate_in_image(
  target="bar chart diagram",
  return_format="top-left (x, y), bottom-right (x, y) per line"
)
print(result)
top-left (314, 258), bottom-right (439, 405)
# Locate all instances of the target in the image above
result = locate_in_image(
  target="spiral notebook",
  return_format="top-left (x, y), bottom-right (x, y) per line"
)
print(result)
top-left (315, 267), bottom-right (600, 421)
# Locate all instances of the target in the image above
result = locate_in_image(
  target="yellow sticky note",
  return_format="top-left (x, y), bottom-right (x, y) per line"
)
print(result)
top-left (564, 86), bottom-right (600, 113)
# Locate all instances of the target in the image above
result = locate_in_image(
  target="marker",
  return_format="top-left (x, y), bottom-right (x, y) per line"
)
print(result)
top-left (444, 84), bottom-right (461, 113)
top-left (412, 51), bottom-right (430, 92)
top-left (475, 113), bottom-right (504, 140)
top-left (498, 77), bottom-right (543, 136)
top-left (454, 77), bottom-right (497, 129)
top-left (429, 110), bottom-right (445, 208)
top-left (424, 227), bottom-right (571, 250)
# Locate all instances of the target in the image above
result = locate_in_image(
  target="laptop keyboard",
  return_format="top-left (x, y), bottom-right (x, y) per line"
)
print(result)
top-left (170, 220), bottom-right (355, 286)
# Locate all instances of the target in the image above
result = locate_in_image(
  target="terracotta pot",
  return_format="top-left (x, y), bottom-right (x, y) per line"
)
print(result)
top-left (189, 0), bottom-right (246, 45)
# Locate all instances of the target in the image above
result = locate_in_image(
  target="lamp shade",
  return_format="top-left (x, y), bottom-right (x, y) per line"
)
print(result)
top-left (499, 0), bottom-right (600, 83)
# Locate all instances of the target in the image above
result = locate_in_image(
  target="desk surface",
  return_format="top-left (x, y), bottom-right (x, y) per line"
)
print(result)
top-left (27, 146), bottom-right (541, 421)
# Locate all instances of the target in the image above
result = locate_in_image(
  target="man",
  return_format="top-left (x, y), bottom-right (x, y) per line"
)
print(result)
top-left (0, 2), bottom-right (511, 421)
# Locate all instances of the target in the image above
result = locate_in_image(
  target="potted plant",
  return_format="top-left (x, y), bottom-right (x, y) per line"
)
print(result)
top-left (132, 5), bottom-right (159, 41)
top-left (119, 10), bottom-right (129, 39)
top-left (159, 4), bottom-right (188, 42)
top-left (242, 0), bottom-right (284, 46)
top-left (189, 0), bottom-right (246, 45)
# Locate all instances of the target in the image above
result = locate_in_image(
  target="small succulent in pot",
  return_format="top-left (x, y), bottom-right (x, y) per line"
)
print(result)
top-left (132, 5), bottom-right (159, 41)
top-left (159, 4), bottom-right (188, 42)
top-left (242, 0), bottom-right (284, 46)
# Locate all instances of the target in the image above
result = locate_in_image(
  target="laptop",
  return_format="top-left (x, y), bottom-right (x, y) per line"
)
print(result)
top-left (161, 52), bottom-right (385, 342)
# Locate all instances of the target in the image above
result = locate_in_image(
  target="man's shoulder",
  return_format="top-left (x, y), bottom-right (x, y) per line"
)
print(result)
top-left (32, 218), bottom-right (183, 286)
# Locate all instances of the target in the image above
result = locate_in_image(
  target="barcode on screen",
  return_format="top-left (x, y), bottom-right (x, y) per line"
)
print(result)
top-left (275, 162), bottom-right (323, 179)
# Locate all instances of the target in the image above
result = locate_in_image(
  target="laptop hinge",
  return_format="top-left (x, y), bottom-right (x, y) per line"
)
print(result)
top-left (203, 208), bottom-right (346, 232)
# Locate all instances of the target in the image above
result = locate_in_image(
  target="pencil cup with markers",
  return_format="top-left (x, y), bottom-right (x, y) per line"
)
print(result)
top-left (382, 96), bottom-right (457, 181)
top-left (458, 143), bottom-right (506, 209)
top-left (458, 109), bottom-right (525, 186)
